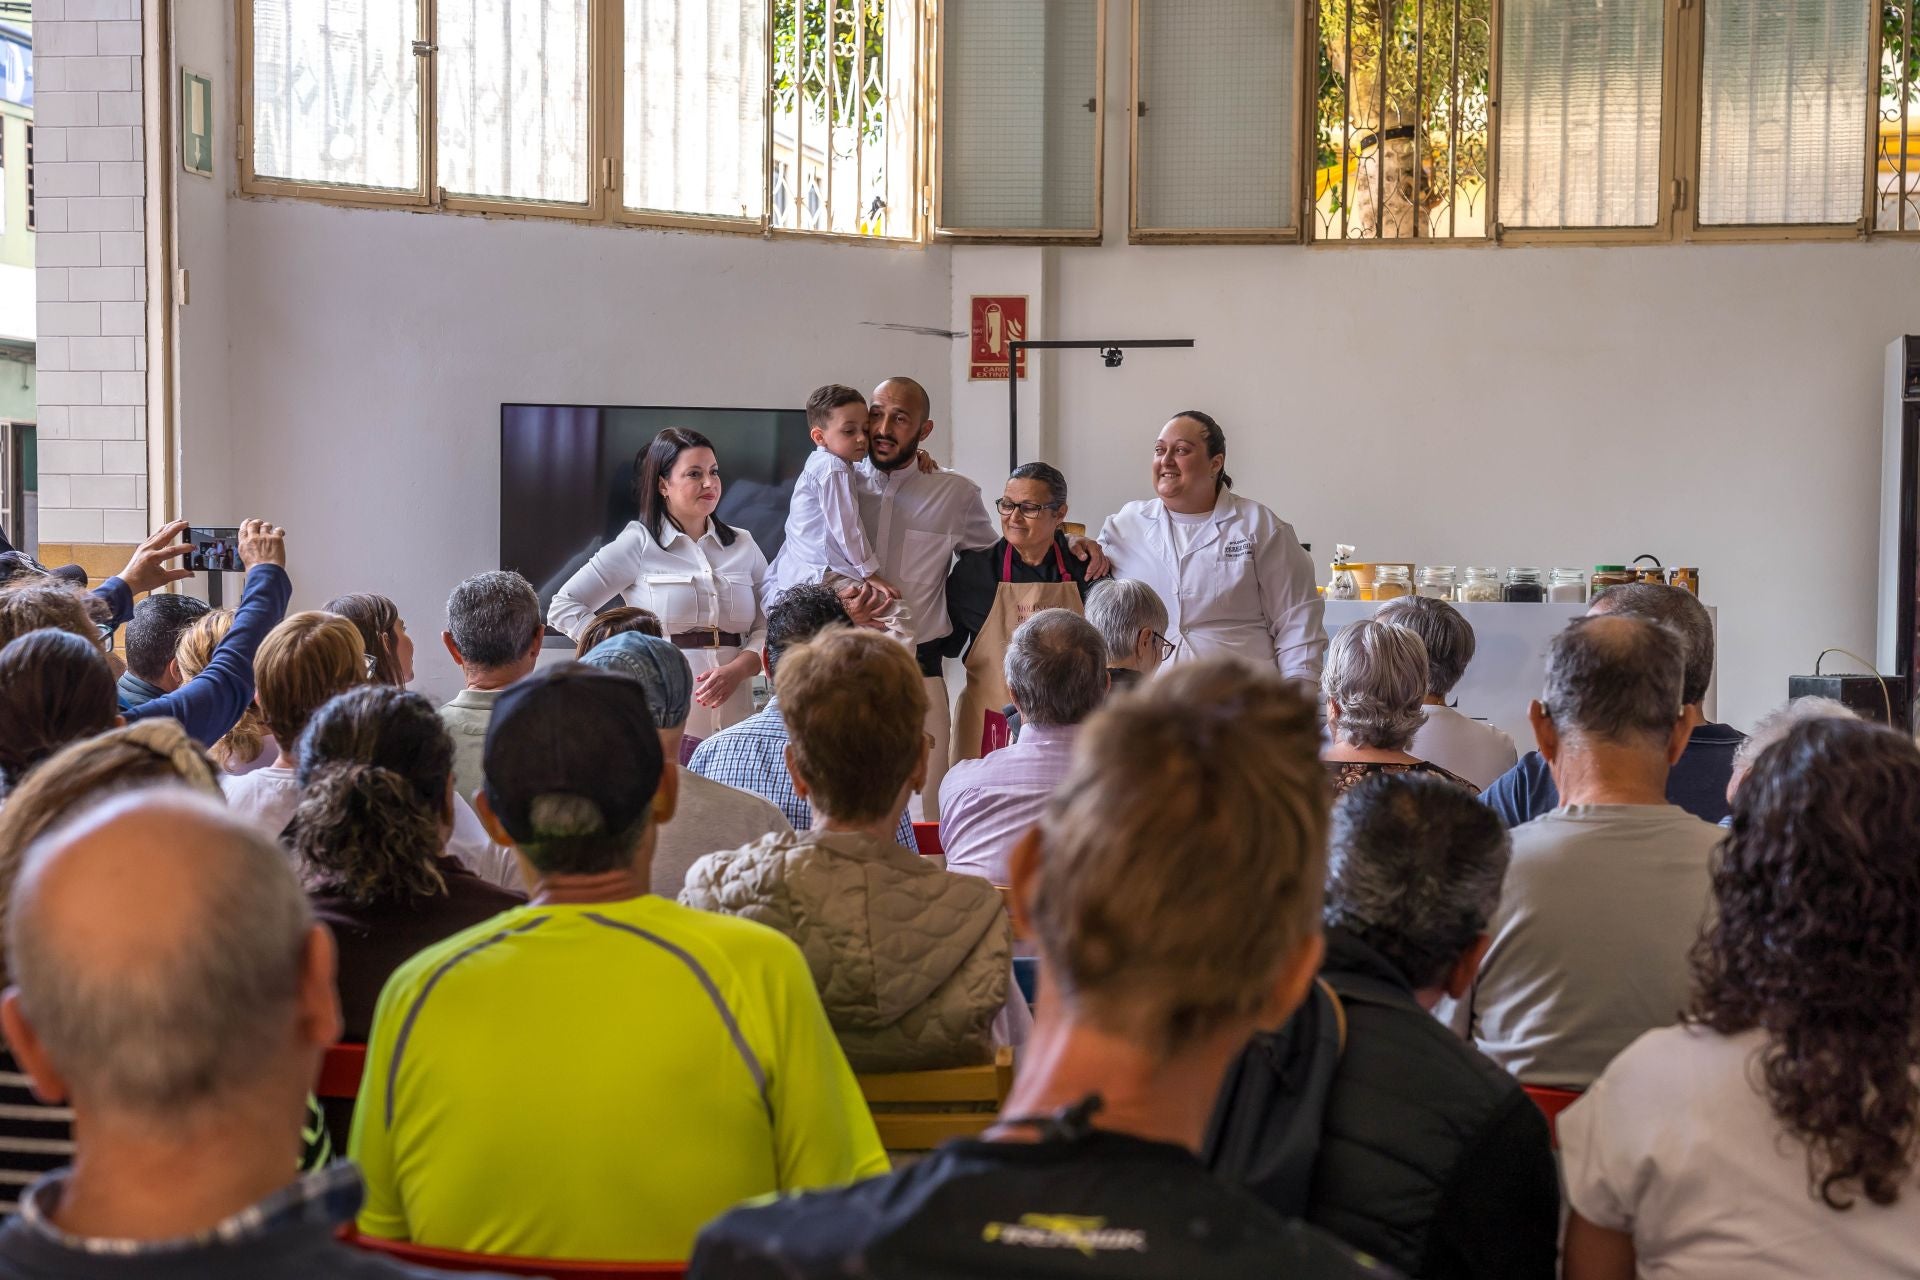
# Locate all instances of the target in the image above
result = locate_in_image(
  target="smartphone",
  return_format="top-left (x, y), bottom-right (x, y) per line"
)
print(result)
top-left (186, 526), bottom-right (244, 573)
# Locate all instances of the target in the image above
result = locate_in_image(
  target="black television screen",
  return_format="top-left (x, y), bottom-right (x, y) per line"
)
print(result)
top-left (500, 403), bottom-right (812, 632)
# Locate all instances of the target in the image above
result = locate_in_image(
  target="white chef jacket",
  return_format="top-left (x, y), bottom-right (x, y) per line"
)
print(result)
top-left (1098, 488), bottom-right (1326, 684)
top-left (853, 462), bottom-right (998, 647)
top-left (548, 518), bottom-right (770, 652)
top-left (766, 448), bottom-right (880, 601)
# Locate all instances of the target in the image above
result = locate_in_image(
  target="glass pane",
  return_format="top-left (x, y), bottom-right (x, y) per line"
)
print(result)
top-left (624, 0), bottom-right (769, 219)
top-left (1700, 0), bottom-right (1869, 225)
top-left (1137, 0), bottom-right (1296, 232)
top-left (1879, 0), bottom-right (1920, 230)
top-left (939, 0), bottom-right (1099, 231)
top-left (252, 0), bottom-right (421, 192)
top-left (438, 0), bottom-right (592, 205)
top-left (1498, 0), bottom-right (1665, 229)
top-left (1313, 0), bottom-right (1493, 239)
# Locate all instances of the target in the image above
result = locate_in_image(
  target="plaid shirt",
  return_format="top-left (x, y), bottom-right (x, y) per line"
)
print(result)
top-left (688, 697), bottom-right (916, 851)
top-left (15, 1161), bottom-right (364, 1258)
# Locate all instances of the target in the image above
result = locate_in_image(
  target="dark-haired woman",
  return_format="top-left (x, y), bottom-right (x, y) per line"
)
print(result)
top-left (549, 428), bottom-right (768, 736)
top-left (323, 591), bottom-right (415, 687)
top-left (942, 462), bottom-right (1091, 764)
top-left (1560, 717), bottom-right (1920, 1279)
top-left (1097, 412), bottom-right (1325, 685)
top-left (0, 630), bottom-right (120, 799)
top-left (291, 686), bottom-right (524, 1043)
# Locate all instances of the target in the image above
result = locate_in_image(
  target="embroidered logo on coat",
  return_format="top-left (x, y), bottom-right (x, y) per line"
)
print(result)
top-left (982, 1214), bottom-right (1149, 1257)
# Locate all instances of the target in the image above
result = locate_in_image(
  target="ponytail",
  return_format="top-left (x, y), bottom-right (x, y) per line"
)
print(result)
top-left (289, 761), bottom-right (447, 906)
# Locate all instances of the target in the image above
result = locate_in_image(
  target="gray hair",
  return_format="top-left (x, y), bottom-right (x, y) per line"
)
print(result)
top-left (1733, 696), bottom-right (1859, 776)
top-left (1543, 614), bottom-right (1685, 746)
top-left (446, 570), bottom-right (542, 670)
top-left (1589, 583), bottom-right (1714, 706)
top-left (1005, 609), bottom-right (1108, 728)
top-left (1325, 773), bottom-right (1512, 990)
top-left (1322, 620), bottom-right (1429, 751)
top-left (8, 789), bottom-right (313, 1115)
top-left (1084, 579), bottom-right (1169, 665)
top-left (1375, 596), bottom-right (1475, 700)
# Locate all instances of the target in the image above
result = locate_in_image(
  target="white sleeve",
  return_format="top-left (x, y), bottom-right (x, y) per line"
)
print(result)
top-left (446, 794), bottom-right (527, 893)
top-left (1260, 525), bottom-right (1327, 685)
top-left (959, 486), bottom-right (999, 553)
top-left (548, 525), bottom-right (646, 641)
top-left (819, 464), bottom-right (881, 581)
top-left (742, 536), bottom-right (770, 657)
top-left (1559, 1071), bottom-right (1640, 1232)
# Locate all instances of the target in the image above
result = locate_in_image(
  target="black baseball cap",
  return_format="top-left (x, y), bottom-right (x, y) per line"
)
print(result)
top-left (482, 662), bottom-right (664, 844)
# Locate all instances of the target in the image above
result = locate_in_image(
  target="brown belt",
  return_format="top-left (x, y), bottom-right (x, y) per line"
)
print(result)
top-left (669, 629), bottom-right (742, 651)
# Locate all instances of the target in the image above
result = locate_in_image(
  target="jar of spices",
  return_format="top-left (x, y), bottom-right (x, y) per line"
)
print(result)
top-left (1591, 565), bottom-right (1634, 593)
top-left (1416, 565), bottom-right (1457, 599)
top-left (1503, 567), bottom-right (1547, 602)
top-left (1374, 565), bottom-right (1412, 600)
top-left (1457, 566), bottom-right (1503, 603)
top-left (1667, 567), bottom-right (1700, 595)
top-left (1547, 567), bottom-right (1588, 603)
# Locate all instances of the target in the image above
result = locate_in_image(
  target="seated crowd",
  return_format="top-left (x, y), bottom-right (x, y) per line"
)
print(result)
top-left (0, 517), bottom-right (1910, 1280)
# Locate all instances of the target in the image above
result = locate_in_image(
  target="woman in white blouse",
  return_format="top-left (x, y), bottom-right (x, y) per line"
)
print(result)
top-left (549, 428), bottom-right (769, 738)
top-left (1561, 716), bottom-right (1920, 1280)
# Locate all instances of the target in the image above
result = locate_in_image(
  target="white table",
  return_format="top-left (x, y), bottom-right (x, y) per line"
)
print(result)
top-left (1323, 601), bottom-right (1719, 746)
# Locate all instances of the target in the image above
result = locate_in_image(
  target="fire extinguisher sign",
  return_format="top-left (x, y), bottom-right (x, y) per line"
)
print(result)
top-left (969, 295), bottom-right (1028, 381)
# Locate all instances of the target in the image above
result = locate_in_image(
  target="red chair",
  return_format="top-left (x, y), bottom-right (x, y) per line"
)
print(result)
top-left (344, 1230), bottom-right (684, 1277)
top-left (911, 821), bottom-right (945, 858)
top-left (981, 709), bottom-right (1012, 756)
top-left (317, 1043), bottom-right (367, 1099)
top-left (1523, 1084), bottom-right (1583, 1148)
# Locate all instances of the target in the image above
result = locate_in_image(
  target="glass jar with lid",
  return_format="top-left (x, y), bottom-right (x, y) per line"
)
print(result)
top-left (1416, 565), bottom-right (1456, 599)
top-left (1547, 568), bottom-right (1588, 603)
top-left (1667, 567), bottom-right (1700, 595)
top-left (1503, 567), bottom-right (1547, 602)
top-left (1457, 566), bottom-right (1503, 603)
top-left (1373, 565), bottom-right (1412, 600)
top-left (1591, 565), bottom-right (1635, 592)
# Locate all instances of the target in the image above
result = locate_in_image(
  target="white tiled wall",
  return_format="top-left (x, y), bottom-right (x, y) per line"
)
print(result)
top-left (33, 0), bottom-right (147, 548)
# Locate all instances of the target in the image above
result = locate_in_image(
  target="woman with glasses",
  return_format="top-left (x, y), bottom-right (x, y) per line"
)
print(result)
top-left (941, 462), bottom-right (1092, 764)
top-left (1098, 411), bottom-right (1326, 686)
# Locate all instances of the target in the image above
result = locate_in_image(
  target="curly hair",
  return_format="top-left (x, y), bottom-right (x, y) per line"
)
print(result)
top-left (1688, 717), bottom-right (1920, 1210)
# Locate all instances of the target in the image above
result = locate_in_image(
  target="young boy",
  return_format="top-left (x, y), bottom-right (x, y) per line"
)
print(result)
top-left (767, 384), bottom-right (911, 637)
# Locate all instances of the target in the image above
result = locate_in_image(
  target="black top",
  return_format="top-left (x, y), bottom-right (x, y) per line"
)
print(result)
top-left (0, 1220), bottom-right (477, 1279)
top-left (940, 535), bottom-right (1092, 661)
top-left (690, 1128), bottom-right (1394, 1279)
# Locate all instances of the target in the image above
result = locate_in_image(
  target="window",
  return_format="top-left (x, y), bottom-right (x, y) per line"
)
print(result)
top-left (1312, 0), bottom-right (1494, 240)
top-left (934, 0), bottom-right (1103, 240)
top-left (622, 0), bottom-right (768, 223)
top-left (1880, 0), bottom-right (1920, 230)
top-left (1132, 0), bottom-right (1300, 241)
top-left (437, 0), bottom-right (596, 207)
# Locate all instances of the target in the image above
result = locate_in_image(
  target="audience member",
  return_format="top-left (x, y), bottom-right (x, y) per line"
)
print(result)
top-left (116, 593), bottom-right (210, 710)
top-left (352, 663), bottom-right (886, 1262)
top-left (579, 632), bottom-right (789, 898)
top-left (571, 605), bottom-right (664, 657)
top-left (220, 611), bottom-right (368, 832)
top-left (0, 632), bottom-right (119, 799)
top-left (1375, 595), bottom-right (1517, 790)
top-left (1208, 774), bottom-right (1557, 1279)
top-left (691, 661), bottom-right (1384, 1278)
top-left (1562, 718), bottom-right (1920, 1279)
top-left (939, 609), bottom-right (1107, 884)
top-left (683, 628), bottom-right (1012, 1072)
top-left (326, 593), bottom-right (415, 688)
top-left (1447, 614), bottom-right (1720, 1086)
top-left (1724, 694), bottom-right (1857, 804)
top-left (0, 791), bottom-right (481, 1277)
top-left (1483, 582), bottom-right (1742, 825)
top-left (1322, 620), bottom-right (1476, 796)
top-left (291, 686), bottom-right (525, 1042)
top-left (1084, 577), bottom-right (1171, 693)
top-left (438, 572), bottom-right (544, 805)
top-left (0, 584), bottom-right (99, 650)
top-left (689, 584), bottom-right (915, 849)
top-left (174, 608), bottom-right (276, 774)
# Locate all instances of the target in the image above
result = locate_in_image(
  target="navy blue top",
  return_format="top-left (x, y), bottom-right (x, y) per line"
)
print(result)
top-left (93, 566), bottom-right (292, 749)
top-left (1480, 722), bottom-right (1746, 828)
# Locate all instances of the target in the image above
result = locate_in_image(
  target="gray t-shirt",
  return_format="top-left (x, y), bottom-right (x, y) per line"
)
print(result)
top-left (1452, 803), bottom-right (1722, 1087)
top-left (652, 770), bottom-right (792, 899)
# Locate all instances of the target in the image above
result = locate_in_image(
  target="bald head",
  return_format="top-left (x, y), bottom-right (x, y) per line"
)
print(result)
top-left (868, 377), bottom-right (934, 472)
top-left (5, 789), bottom-right (325, 1117)
top-left (1541, 613), bottom-right (1686, 749)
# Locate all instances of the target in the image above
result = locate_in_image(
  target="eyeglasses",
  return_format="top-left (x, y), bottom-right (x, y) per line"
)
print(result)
top-left (1147, 630), bottom-right (1175, 662)
top-left (995, 498), bottom-right (1063, 518)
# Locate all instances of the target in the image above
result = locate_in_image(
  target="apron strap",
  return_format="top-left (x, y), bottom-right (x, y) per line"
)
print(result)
top-left (1002, 540), bottom-right (1071, 583)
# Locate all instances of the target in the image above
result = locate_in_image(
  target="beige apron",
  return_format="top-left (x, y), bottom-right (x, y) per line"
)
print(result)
top-left (951, 542), bottom-right (1084, 766)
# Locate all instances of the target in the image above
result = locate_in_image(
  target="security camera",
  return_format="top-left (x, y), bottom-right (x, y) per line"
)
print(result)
top-left (1099, 347), bottom-right (1124, 368)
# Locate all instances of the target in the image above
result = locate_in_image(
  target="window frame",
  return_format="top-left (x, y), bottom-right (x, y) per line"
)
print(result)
top-left (929, 0), bottom-right (1108, 245)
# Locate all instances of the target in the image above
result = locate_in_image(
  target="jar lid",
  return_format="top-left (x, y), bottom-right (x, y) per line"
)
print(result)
top-left (1464, 565), bottom-right (1499, 574)
top-left (1506, 566), bottom-right (1542, 574)
top-left (1551, 567), bottom-right (1586, 575)
top-left (1593, 565), bottom-right (1628, 572)
top-left (1420, 564), bottom-right (1456, 572)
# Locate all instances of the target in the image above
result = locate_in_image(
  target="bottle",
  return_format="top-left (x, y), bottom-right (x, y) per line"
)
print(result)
top-left (1327, 545), bottom-right (1360, 601)
top-left (1547, 568), bottom-right (1588, 603)
top-left (1667, 567), bottom-right (1700, 595)
top-left (1457, 566), bottom-right (1503, 603)
top-left (1591, 565), bottom-right (1634, 593)
top-left (1374, 565), bottom-right (1412, 600)
top-left (1503, 567), bottom-right (1547, 603)
top-left (1416, 565), bottom-right (1457, 600)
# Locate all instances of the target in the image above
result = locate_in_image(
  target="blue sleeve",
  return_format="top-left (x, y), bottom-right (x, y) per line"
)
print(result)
top-left (90, 577), bottom-right (134, 629)
top-left (1481, 752), bottom-right (1556, 828)
top-left (125, 565), bottom-right (292, 746)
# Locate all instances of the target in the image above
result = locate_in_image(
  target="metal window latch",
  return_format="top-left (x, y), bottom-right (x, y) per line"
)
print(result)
top-left (411, 41), bottom-right (437, 56)
top-left (1084, 98), bottom-right (1097, 112)
top-left (1137, 100), bottom-right (1148, 116)
top-left (1671, 176), bottom-right (1688, 211)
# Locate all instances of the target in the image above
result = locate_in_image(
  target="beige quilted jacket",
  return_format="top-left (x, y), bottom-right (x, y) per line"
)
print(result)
top-left (681, 828), bottom-right (1011, 1073)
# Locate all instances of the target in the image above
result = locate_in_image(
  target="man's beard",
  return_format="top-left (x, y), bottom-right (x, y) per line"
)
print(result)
top-left (869, 434), bottom-right (922, 472)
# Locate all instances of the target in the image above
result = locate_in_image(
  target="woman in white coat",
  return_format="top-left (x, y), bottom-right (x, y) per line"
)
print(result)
top-left (1098, 411), bottom-right (1326, 685)
top-left (549, 427), bottom-right (769, 738)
